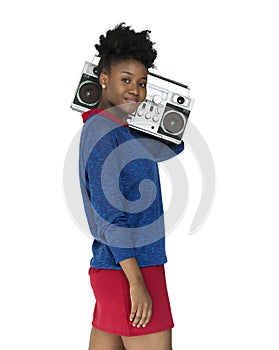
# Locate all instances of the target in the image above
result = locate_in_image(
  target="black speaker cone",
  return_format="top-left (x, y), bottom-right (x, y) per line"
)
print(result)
top-left (161, 110), bottom-right (186, 135)
top-left (77, 80), bottom-right (101, 106)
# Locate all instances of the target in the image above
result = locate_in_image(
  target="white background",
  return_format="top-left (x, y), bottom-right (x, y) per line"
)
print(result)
top-left (1, 0), bottom-right (279, 349)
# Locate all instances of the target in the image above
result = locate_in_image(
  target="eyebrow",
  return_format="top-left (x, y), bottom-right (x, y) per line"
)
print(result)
top-left (121, 71), bottom-right (147, 80)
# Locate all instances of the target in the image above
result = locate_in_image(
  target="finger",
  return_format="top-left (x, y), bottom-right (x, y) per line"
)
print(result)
top-left (137, 302), bottom-right (149, 327)
top-left (142, 307), bottom-right (152, 327)
top-left (132, 306), bottom-right (143, 327)
top-left (130, 298), bottom-right (139, 321)
top-left (129, 304), bottom-right (137, 322)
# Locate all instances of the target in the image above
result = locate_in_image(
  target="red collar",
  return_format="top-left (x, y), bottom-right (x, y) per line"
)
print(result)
top-left (82, 108), bottom-right (129, 127)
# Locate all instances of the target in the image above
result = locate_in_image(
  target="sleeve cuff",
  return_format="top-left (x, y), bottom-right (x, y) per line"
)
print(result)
top-left (109, 246), bottom-right (136, 265)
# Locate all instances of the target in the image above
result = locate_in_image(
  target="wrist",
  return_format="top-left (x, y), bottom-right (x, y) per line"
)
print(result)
top-left (129, 275), bottom-right (145, 287)
top-left (119, 257), bottom-right (145, 286)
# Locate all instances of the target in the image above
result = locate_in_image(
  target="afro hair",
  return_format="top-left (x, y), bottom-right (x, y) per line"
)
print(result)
top-left (95, 23), bottom-right (157, 76)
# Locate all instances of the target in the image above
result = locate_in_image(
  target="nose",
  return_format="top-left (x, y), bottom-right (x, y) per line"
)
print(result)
top-left (128, 83), bottom-right (139, 96)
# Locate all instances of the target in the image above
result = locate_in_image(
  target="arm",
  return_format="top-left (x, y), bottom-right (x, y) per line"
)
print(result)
top-left (85, 128), bottom-right (136, 262)
top-left (134, 132), bottom-right (185, 162)
top-left (81, 123), bottom-right (152, 327)
top-left (154, 139), bottom-right (184, 162)
top-left (119, 257), bottom-right (152, 328)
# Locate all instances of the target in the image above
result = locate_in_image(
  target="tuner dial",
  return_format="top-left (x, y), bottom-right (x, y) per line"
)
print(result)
top-left (152, 95), bottom-right (162, 104)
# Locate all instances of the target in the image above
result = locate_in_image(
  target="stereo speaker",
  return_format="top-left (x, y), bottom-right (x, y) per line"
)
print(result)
top-left (71, 62), bottom-right (101, 112)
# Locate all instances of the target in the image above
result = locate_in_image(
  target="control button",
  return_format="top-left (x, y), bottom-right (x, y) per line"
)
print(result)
top-left (155, 107), bottom-right (161, 114)
top-left (152, 95), bottom-right (161, 104)
top-left (153, 116), bottom-right (159, 122)
top-left (145, 113), bottom-right (151, 119)
top-left (137, 110), bottom-right (144, 117)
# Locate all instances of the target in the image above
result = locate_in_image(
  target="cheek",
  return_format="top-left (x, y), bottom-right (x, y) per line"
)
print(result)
top-left (106, 88), bottom-right (120, 103)
top-left (107, 84), bottom-right (124, 100)
top-left (140, 89), bottom-right (147, 100)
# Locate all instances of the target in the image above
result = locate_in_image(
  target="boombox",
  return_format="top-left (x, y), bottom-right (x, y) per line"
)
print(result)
top-left (71, 56), bottom-right (194, 144)
top-left (71, 60), bottom-right (101, 112)
top-left (128, 72), bottom-right (194, 144)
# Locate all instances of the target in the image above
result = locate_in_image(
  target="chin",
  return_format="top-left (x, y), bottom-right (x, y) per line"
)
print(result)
top-left (119, 102), bottom-right (140, 115)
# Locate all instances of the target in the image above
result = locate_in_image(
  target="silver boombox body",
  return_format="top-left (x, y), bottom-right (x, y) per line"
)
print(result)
top-left (71, 55), bottom-right (194, 144)
top-left (127, 72), bottom-right (194, 144)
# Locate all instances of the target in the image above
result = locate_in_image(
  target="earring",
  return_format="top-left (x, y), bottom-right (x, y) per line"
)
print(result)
top-left (102, 84), bottom-right (106, 89)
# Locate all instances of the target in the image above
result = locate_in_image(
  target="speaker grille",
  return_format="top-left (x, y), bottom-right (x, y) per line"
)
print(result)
top-left (72, 66), bottom-right (101, 112)
top-left (77, 80), bottom-right (101, 106)
top-left (161, 110), bottom-right (186, 135)
top-left (158, 103), bottom-right (190, 141)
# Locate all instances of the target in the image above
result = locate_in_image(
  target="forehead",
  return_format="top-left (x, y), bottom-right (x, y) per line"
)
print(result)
top-left (110, 59), bottom-right (147, 77)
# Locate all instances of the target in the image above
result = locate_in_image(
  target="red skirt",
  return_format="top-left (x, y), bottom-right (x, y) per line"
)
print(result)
top-left (88, 265), bottom-right (174, 337)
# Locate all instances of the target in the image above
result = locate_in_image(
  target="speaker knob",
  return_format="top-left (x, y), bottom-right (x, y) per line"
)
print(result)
top-left (152, 95), bottom-right (161, 104)
top-left (153, 116), bottom-right (159, 122)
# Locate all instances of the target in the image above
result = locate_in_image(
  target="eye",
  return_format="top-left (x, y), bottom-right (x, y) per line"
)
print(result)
top-left (122, 78), bottom-right (130, 84)
top-left (139, 82), bottom-right (147, 88)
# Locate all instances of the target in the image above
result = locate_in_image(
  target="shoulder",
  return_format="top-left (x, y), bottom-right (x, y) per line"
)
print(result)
top-left (83, 114), bottom-right (117, 134)
top-left (81, 115), bottom-right (120, 147)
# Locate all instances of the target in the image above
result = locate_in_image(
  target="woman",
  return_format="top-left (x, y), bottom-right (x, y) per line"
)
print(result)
top-left (79, 23), bottom-right (184, 350)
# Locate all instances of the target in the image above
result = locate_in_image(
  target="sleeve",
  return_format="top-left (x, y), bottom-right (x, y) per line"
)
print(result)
top-left (85, 129), bottom-right (136, 264)
top-left (134, 131), bottom-right (185, 162)
top-left (155, 139), bottom-right (185, 162)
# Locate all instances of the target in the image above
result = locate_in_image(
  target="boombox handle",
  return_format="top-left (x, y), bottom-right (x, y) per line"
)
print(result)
top-left (148, 71), bottom-right (190, 90)
top-left (92, 54), bottom-right (190, 90)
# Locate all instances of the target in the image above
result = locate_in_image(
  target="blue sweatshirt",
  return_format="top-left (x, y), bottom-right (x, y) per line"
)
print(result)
top-left (79, 109), bottom-right (184, 269)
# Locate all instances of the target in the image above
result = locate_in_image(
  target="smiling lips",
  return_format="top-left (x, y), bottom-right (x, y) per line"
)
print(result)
top-left (125, 98), bottom-right (138, 104)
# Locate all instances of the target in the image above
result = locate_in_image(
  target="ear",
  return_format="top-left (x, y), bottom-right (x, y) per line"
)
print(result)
top-left (99, 72), bottom-right (108, 89)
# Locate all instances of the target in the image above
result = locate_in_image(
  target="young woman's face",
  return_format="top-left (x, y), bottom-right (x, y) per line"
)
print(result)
top-left (99, 59), bottom-right (148, 118)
